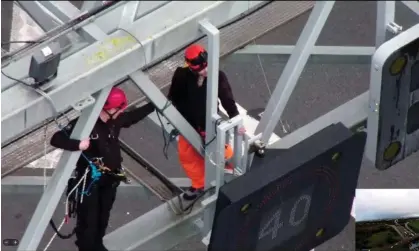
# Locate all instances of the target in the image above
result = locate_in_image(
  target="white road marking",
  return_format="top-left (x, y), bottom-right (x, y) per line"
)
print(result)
top-left (27, 149), bottom-right (63, 169)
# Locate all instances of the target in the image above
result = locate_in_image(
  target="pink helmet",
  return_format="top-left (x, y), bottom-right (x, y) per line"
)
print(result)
top-left (103, 87), bottom-right (128, 110)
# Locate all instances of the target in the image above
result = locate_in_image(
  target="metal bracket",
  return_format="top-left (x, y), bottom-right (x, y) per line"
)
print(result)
top-left (200, 195), bottom-right (216, 247)
top-left (386, 22), bottom-right (403, 34)
top-left (201, 194), bottom-right (218, 207)
top-left (202, 230), bottom-right (212, 246)
top-left (250, 139), bottom-right (266, 157)
top-left (72, 95), bottom-right (95, 111)
top-left (369, 99), bottom-right (379, 113)
top-left (241, 133), bottom-right (262, 171)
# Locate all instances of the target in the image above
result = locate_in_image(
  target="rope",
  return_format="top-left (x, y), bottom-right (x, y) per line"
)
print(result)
top-left (43, 218), bottom-right (66, 251)
top-left (43, 168), bottom-right (90, 251)
top-left (252, 40), bottom-right (289, 134)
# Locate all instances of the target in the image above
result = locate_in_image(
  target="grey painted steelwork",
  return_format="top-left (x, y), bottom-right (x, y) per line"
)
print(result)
top-left (1, 1), bottom-right (313, 175)
top-left (4, 1), bottom-right (417, 251)
top-left (375, 1), bottom-right (396, 47)
top-left (254, 1), bottom-right (335, 145)
top-left (1, 1), bottom-right (266, 145)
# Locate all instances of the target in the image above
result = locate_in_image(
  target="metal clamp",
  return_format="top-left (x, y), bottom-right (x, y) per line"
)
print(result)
top-left (386, 22), bottom-right (403, 34)
top-left (250, 139), bottom-right (266, 158)
top-left (369, 99), bottom-right (379, 113)
top-left (72, 95), bottom-right (96, 111)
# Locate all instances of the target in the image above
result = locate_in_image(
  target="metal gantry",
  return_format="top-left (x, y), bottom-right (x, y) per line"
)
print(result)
top-left (1, 0), bottom-right (265, 146)
top-left (1, 1), bottom-right (418, 251)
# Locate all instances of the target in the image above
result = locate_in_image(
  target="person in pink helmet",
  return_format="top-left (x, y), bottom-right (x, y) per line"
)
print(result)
top-left (50, 87), bottom-right (155, 251)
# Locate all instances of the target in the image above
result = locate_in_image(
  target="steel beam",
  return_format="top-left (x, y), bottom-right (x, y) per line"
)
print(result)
top-left (1, 1), bottom-right (266, 145)
top-left (254, 1), bottom-right (335, 145)
top-left (119, 1), bottom-right (140, 28)
top-left (234, 45), bottom-right (375, 56)
top-left (168, 177), bottom-right (192, 188)
top-left (1, 175), bottom-right (151, 196)
top-left (80, 1), bottom-right (103, 12)
top-left (199, 19), bottom-right (221, 236)
top-left (269, 92), bottom-right (369, 149)
top-left (234, 45), bottom-right (375, 64)
top-left (16, 1), bottom-right (72, 50)
top-left (375, 1), bottom-right (396, 47)
top-left (129, 70), bottom-right (203, 155)
top-left (1, 1), bottom-right (13, 52)
top-left (200, 19), bottom-right (221, 189)
top-left (17, 1), bottom-right (63, 31)
top-left (103, 196), bottom-right (215, 250)
top-left (17, 87), bottom-right (112, 251)
top-left (94, 1), bottom-right (170, 34)
top-left (37, 1), bottom-right (109, 42)
top-left (402, 1), bottom-right (419, 16)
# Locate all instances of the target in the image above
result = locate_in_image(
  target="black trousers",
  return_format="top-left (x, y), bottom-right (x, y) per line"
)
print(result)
top-left (74, 175), bottom-right (119, 251)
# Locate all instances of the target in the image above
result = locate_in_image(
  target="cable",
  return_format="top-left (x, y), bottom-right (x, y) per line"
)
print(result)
top-left (2, 68), bottom-right (100, 175)
top-left (155, 100), bottom-right (174, 159)
top-left (252, 39), bottom-right (290, 134)
top-left (45, 168), bottom-right (90, 250)
top-left (1, 40), bottom-right (39, 46)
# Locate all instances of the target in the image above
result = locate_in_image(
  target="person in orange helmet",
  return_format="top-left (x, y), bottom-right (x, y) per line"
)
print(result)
top-left (168, 44), bottom-right (245, 200)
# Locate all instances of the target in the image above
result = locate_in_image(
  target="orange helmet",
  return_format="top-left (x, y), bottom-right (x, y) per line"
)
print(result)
top-left (184, 44), bottom-right (208, 72)
top-left (224, 144), bottom-right (234, 160)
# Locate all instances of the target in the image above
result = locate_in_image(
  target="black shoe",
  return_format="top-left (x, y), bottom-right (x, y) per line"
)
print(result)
top-left (182, 187), bottom-right (204, 201)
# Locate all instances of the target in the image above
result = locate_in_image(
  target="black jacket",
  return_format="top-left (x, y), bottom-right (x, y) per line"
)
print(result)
top-left (168, 67), bottom-right (239, 132)
top-left (50, 103), bottom-right (155, 172)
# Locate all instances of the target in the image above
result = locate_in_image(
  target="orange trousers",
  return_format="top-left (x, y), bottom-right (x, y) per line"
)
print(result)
top-left (178, 135), bottom-right (233, 189)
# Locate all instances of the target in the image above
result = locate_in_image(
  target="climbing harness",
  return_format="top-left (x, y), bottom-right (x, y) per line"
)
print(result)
top-left (44, 168), bottom-right (90, 251)
top-left (91, 157), bottom-right (131, 184)
top-left (45, 155), bottom-right (132, 250)
top-left (42, 119), bottom-right (115, 249)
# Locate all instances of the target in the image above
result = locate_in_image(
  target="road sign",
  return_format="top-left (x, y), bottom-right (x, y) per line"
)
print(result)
top-left (366, 23), bottom-right (419, 170)
top-left (208, 123), bottom-right (366, 251)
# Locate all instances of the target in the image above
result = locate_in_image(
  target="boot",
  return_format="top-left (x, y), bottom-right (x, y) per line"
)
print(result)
top-left (183, 187), bottom-right (204, 201)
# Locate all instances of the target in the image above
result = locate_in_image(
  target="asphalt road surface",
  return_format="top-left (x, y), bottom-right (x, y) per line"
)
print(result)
top-left (2, 1), bottom-right (419, 251)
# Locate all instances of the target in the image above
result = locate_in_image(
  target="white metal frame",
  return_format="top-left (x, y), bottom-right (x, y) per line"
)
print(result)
top-left (1, 1), bottom-right (417, 251)
top-left (365, 23), bottom-right (419, 170)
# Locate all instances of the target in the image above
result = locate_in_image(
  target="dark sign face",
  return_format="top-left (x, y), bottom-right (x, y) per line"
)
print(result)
top-left (209, 123), bottom-right (366, 251)
top-left (255, 186), bottom-right (314, 251)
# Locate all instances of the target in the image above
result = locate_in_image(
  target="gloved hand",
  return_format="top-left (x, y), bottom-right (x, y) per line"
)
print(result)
top-left (169, 129), bottom-right (180, 142)
top-left (199, 131), bottom-right (206, 138)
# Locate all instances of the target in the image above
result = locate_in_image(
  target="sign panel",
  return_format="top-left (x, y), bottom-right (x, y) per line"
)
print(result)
top-left (209, 123), bottom-right (366, 251)
top-left (366, 24), bottom-right (419, 170)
